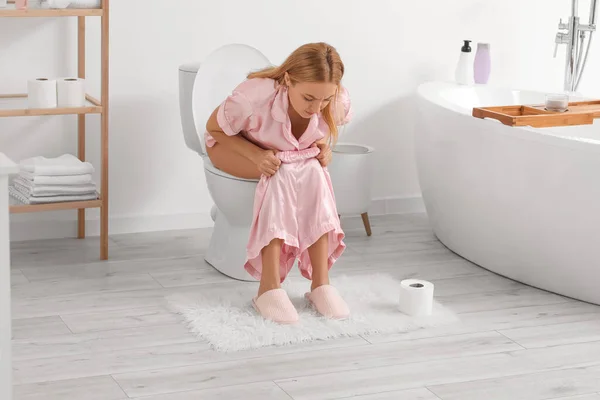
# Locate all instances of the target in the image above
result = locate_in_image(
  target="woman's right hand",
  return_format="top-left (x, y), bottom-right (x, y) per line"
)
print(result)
top-left (253, 149), bottom-right (281, 177)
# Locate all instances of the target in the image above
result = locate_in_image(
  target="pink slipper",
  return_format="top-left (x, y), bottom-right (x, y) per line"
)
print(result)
top-left (252, 289), bottom-right (299, 324)
top-left (305, 285), bottom-right (350, 320)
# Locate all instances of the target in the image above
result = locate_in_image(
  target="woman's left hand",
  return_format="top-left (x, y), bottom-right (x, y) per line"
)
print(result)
top-left (313, 141), bottom-right (332, 167)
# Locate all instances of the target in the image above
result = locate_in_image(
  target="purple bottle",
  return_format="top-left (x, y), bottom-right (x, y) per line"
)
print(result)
top-left (474, 43), bottom-right (491, 84)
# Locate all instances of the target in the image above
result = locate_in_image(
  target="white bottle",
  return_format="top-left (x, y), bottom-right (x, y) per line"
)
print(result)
top-left (455, 40), bottom-right (474, 85)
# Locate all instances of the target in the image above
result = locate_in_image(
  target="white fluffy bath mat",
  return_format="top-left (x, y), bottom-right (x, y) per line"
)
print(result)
top-left (166, 273), bottom-right (459, 352)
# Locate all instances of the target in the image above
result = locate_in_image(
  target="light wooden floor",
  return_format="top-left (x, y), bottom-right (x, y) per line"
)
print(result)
top-left (9, 213), bottom-right (600, 400)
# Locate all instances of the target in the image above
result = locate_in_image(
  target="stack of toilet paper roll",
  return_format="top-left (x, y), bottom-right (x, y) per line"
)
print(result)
top-left (398, 279), bottom-right (435, 316)
top-left (27, 77), bottom-right (86, 109)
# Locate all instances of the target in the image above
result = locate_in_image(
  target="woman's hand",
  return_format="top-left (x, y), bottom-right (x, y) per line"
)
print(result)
top-left (313, 141), bottom-right (332, 167)
top-left (252, 149), bottom-right (281, 177)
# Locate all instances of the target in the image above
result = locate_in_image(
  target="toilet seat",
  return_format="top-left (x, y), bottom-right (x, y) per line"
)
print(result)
top-left (202, 155), bottom-right (259, 183)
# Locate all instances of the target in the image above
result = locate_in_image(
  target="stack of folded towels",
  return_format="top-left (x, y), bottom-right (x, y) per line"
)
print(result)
top-left (9, 154), bottom-right (99, 204)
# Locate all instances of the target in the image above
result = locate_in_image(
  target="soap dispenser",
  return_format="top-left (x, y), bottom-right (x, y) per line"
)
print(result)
top-left (455, 40), bottom-right (474, 85)
top-left (474, 43), bottom-right (491, 84)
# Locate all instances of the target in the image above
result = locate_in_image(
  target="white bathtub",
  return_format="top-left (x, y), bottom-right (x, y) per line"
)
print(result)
top-left (415, 81), bottom-right (600, 306)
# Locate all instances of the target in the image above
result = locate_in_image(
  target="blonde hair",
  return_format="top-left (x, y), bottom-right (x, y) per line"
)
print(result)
top-left (247, 42), bottom-right (345, 145)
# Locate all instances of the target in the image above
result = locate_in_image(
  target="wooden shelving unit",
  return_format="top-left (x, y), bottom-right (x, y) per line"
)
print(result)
top-left (1, 1), bottom-right (110, 260)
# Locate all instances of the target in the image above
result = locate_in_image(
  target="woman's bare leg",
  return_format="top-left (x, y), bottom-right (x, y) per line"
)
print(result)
top-left (307, 233), bottom-right (330, 291)
top-left (258, 238), bottom-right (283, 297)
top-left (206, 143), bottom-right (261, 180)
top-left (307, 233), bottom-right (349, 318)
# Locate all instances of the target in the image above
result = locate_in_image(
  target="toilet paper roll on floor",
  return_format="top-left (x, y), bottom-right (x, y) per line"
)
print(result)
top-left (28, 78), bottom-right (57, 109)
top-left (57, 77), bottom-right (86, 107)
top-left (398, 279), bottom-right (434, 317)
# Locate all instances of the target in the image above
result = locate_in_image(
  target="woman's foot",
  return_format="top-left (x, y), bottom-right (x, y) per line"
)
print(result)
top-left (253, 289), bottom-right (299, 324)
top-left (253, 238), bottom-right (299, 324)
top-left (306, 285), bottom-right (350, 320)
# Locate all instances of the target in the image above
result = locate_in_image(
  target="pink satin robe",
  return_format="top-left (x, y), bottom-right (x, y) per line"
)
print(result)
top-left (205, 77), bottom-right (353, 282)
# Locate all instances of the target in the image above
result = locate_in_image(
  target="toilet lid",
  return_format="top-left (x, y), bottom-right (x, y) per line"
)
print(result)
top-left (192, 43), bottom-right (272, 156)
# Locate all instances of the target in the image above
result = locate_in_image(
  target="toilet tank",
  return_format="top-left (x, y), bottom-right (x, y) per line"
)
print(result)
top-left (178, 62), bottom-right (205, 156)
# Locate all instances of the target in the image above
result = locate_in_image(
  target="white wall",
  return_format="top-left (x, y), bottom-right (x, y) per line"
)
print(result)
top-left (2, 0), bottom-right (598, 240)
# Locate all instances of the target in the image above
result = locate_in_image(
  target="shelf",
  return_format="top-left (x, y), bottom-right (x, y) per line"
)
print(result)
top-left (0, 4), bottom-right (102, 17)
top-left (10, 198), bottom-right (102, 213)
top-left (0, 94), bottom-right (102, 117)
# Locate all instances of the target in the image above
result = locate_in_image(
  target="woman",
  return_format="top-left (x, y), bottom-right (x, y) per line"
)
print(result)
top-left (205, 42), bottom-right (353, 324)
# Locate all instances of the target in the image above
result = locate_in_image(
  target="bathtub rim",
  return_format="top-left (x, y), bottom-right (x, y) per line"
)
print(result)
top-left (416, 81), bottom-right (600, 154)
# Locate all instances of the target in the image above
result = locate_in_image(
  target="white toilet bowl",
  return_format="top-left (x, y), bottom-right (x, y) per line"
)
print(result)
top-left (202, 156), bottom-right (258, 281)
top-left (178, 44), bottom-right (271, 281)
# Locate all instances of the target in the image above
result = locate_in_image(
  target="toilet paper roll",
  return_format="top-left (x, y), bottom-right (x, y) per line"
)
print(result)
top-left (398, 279), bottom-right (434, 317)
top-left (27, 78), bottom-right (57, 109)
top-left (57, 77), bottom-right (86, 107)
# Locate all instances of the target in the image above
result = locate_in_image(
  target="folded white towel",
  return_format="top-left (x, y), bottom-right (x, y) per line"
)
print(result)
top-left (9, 186), bottom-right (98, 205)
top-left (19, 154), bottom-right (95, 176)
top-left (18, 170), bottom-right (93, 185)
top-left (13, 177), bottom-right (97, 197)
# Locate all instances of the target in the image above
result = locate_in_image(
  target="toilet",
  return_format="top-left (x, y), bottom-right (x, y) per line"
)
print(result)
top-left (178, 44), bottom-right (271, 281)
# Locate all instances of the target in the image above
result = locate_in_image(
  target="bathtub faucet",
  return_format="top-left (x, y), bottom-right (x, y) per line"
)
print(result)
top-left (554, 0), bottom-right (598, 92)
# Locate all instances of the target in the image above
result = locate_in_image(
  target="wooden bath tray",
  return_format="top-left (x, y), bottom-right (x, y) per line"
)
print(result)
top-left (472, 100), bottom-right (600, 128)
